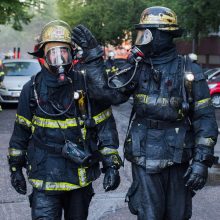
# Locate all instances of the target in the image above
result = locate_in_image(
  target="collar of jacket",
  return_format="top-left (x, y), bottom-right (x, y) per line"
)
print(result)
top-left (144, 47), bottom-right (178, 65)
top-left (41, 66), bottom-right (70, 88)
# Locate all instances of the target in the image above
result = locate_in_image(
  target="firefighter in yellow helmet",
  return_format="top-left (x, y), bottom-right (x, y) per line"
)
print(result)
top-left (72, 6), bottom-right (218, 220)
top-left (8, 20), bottom-right (122, 219)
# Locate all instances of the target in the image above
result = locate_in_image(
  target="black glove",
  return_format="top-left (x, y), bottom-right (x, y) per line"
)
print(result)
top-left (184, 162), bottom-right (208, 191)
top-left (10, 169), bottom-right (27, 195)
top-left (103, 167), bottom-right (120, 192)
top-left (72, 24), bottom-right (98, 50)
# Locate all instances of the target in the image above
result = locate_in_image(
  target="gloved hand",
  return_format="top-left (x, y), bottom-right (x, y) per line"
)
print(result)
top-left (184, 161), bottom-right (208, 191)
top-left (103, 167), bottom-right (120, 192)
top-left (72, 24), bottom-right (98, 50)
top-left (10, 169), bottom-right (27, 195)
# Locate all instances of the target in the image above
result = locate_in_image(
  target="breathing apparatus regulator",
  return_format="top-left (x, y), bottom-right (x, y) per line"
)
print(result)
top-left (107, 29), bottom-right (153, 89)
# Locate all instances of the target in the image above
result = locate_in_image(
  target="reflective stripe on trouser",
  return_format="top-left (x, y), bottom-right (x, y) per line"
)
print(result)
top-left (30, 184), bottom-right (94, 220)
top-left (126, 163), bottom-right (192, 220)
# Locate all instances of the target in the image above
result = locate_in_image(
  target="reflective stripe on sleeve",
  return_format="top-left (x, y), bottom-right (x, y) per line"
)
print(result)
top-left (194, 98), bottom-right (212, 111)
top-left (99, 147), bottom-right (119, 155)
top-left (16, 114), bottom-right (32, 128)
top-left (93, 108), bottom-right (112, 124)
top-left (196, 137), bottom-right (215, 147)
top-left (8, 148), bottom-right (26, 156)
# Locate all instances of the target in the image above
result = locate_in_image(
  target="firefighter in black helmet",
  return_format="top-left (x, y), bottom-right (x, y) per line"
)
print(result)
top-left (8, 20), bottom-right (122, 220)
top-left (72, 6), bottom-right (218, 220)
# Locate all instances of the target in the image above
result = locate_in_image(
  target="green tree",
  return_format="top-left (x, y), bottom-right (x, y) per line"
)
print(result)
top-left (0, 0), bottom-right (45, 30)
top-left (131, 0), bottom-right (220, 52)
top-left (57, 0), bottom-right (147, 45)
top-left (57, 0), bottom-right (220, 52)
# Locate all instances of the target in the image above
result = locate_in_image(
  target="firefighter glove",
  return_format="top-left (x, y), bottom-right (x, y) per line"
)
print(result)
top-left (103, 167), bottom-right (120, 192)
top-left (10, 168), bottom-right (27, 195)
top-left (72, 24), bottom-right (98, 50)
top-left (184, 161), bottom-right (208, 191)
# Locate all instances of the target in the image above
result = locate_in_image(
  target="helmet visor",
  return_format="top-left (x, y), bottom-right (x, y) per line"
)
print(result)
top-left (135, 29), bottom-right (153, 46)
top-left (46, 46), bottom-right (72, 66)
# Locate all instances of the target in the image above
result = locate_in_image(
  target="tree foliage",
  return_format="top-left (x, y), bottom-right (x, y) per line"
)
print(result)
top-left (57, 0), bottom-right (147, 45)
top-left (57, 0), bottom-right (220, 50)
top-left (0, 0), bottom-right (45, 30)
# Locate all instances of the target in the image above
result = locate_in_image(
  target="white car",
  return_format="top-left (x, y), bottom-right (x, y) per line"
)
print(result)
top-left (0, 59), bottom-right (41, 103)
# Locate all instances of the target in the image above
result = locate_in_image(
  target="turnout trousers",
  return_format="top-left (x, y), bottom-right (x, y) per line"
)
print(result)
top-left (29, 184), bottom-right (94, 220)
top-left (126, 163), bottom-right (192, 220)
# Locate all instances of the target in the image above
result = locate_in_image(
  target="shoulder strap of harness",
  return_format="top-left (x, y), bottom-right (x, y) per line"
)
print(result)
top-left (29, 72), bottom-right (43, 114)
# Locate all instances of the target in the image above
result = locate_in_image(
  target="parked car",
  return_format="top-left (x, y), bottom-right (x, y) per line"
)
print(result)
top-left (207, 69), bottom-right (220, 108)
top-left (0, 59), bottom-right (41, 103)
top-left (204, 68), bottom-right (220, 80)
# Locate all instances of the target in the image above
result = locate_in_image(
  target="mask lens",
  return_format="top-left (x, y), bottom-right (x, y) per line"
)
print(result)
top-left (46, 46), bottom-right (72, 66)
top-left (135, 29), bottom-right (153, 46)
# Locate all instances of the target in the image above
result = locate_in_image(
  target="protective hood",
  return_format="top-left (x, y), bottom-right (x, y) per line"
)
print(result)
top-left (135, 29), bottom-right (176, 58)
top-left (150, 29), bottom-right (175, 56)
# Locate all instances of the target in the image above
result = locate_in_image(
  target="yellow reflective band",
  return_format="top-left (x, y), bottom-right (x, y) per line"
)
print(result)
top-left (111, 66), bottom-right (119, 73)
top-left (29, 179), bottom-right (43, 189)
top-left (93, 108), bottom-right (112, 124)
top-left (106, 69), bottom-right (111, 74)
top-left (0, 71), bottom-right (4, 76)
top-left (81, 126), bottom-right (87, 140)
top-left (11, 167), bottom-right (17, 172)
top-left (32, 116), bottom-right (83, 129)
top-left (194, 98), bottom-right (211, 111)
top-left (78, 167), bottom-right (88, 187)
top-left (8, 148), bottom-right (26, 156)
top-left (16, 114), bottom-right (32, 128)
top-left (135, 94), bottom-right (149, 104)
top-left (99, 147), bottom-right (119, 155)
top-left (29, 179), bottom-right (91, 191)
top-left (196, 137), bottom-right (215, 147)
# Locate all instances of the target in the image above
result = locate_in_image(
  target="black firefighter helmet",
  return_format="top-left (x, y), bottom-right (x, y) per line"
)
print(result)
top-left (135, 6), bottom-right (183, 37)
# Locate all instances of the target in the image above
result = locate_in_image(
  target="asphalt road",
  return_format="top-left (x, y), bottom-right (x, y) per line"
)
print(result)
top-left (0, 102), bottom-right (220, 220)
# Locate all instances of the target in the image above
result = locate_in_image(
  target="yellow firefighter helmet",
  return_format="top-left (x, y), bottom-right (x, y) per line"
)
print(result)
top-left (39, 20), bottom-right (72, 48)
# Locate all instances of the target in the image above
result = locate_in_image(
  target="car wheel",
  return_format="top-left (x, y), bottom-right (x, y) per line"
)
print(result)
top-left (211, 94), bottom-right (220, 108)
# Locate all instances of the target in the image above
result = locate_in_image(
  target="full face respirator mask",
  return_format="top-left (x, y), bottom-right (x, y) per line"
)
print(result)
top-left (134, 28), bottom-right (154, 57)
top-left (45, 46), bottom-right (73, 80)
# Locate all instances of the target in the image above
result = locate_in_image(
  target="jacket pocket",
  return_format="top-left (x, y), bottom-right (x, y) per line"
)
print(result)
top-left (124, 121), bottom-right (146, 160)
top-left (164, 126), bottom-right (188, 163)
top-left (125, 181), bottom-right (139, 215)
top-left (27, 144), bottom-right (47, 177)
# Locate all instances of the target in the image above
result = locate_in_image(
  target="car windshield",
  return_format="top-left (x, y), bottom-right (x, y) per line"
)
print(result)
top-left (3, 61), bottom-right (41, 76)
top-left (205, 68), bottom-right (219, 78)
